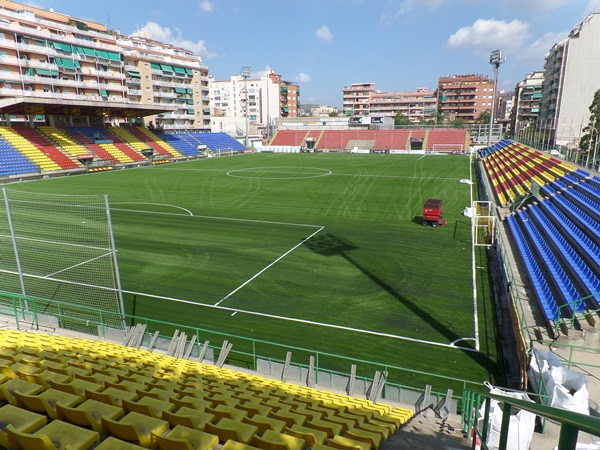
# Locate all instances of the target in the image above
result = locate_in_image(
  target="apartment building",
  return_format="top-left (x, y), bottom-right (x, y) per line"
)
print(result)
top-left (342, 83), bottom-right (375, 116)
top-left (512, 70), bottom-right (544, 133)
top-left (437, 74), bottom-right (495, 123)
top-left (209, 69), bottom-right (299, 135)
top-left (0, 0), bottom-right (209, 130)
top-left (539, 13), bottom-right (600, 148)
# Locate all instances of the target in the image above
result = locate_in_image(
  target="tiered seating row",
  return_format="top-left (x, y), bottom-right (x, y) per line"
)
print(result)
top-left (0, 329), bottom-right (413, 450)
top-left (0, 137), bottom-right (39, 176)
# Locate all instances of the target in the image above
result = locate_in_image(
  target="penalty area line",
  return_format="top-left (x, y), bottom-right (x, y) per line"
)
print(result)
top-left (214, 226), bottom-right (325, 306)
top-left (122, 289), bottom-right (478, 352)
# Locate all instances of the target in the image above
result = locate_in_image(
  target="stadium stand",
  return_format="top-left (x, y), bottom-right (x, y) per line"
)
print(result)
top-left (0, 126), bottom-right (62, 172)
top-left (425, 129), bottom-right (468, 152)
top-left (181, 132), bottom-right (247, 154)
top-left (0, 328), bottom-right (413, 449)
top-left (481, 138), bottom-right (600, 336)
top-left (0, 136), bottom-right (40, 176)
top-left (270, 130), bottom-right (310, 147)
top-left (156, 134), bottom-right (203, 157)
top-left (68, 126), bottom-right (144, 164)
top-left (11, 126), bottom-right (80, 170)
top-left (37, 126), bottom-right (92, 162)
top-left (123, 125), bottom-right (183, 158)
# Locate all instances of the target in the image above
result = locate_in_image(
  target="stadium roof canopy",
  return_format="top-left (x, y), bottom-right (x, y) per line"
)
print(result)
top-left (0, 96), bottom-right (175, 118)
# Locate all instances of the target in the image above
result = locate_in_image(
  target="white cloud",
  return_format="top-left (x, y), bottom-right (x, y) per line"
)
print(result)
top-left (446, 19), bottom-right (529, 54)
top-left (381, 0), bottom-right (446, 26)
top-left (257, 65), bottom-right (274, 77)
top-left (133, 22), bottom-right (219, 59)
top-left (517, 31), bottom-right (567, 62)
top-left (316, 25), bottom-right (333, 42)
top-left (200, 1), bottom-right (213, 13)
top-left (296, 73), bottom-right (311, 83)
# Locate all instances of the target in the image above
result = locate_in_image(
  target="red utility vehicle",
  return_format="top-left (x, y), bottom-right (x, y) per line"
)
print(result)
top-left (422, 199), bottom-right (447, 227)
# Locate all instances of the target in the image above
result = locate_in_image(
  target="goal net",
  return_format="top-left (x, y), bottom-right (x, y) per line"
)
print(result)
top-left (0, 188), bottom-right (124, 332)
top-left (472, 200), bottom-right (496, 246)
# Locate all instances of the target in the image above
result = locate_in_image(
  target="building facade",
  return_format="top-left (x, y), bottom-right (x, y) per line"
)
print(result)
top-left (0, 0), bottom-right (209, 130)
top-left (342, 83), bottom-right (375, 116)
top-left (512, 71), bottom-right (544, 134)
top-left (437, 74), bottom-right (495, 123)
top-left (369, 88), bottom-right (437, 123)
top-left (539, 13), bottom-right (600, 148)
top-left (342, 83), bottom-right (437, 123)
top-left (209, 70), bottom-right (299, 137)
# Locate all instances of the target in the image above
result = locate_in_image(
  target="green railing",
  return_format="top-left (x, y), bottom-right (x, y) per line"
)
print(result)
top-left (462, 388), bottom-right (600, 450)
top-left (0, 291), bottom-right (484, 404)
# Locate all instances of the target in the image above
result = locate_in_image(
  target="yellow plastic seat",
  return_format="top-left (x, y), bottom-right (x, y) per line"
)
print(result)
top-left (56, 399), bottom-right (123, 433)
top-left (328, 435), bottom-right (371, 450)
top-left (102, 411), bottom-right (169, 448)
top-left (49, 378), bottom-right (103, 398)
top-left (6, 419), bottom-right (100, 450)
top-left (284, 424), bottom-right (327, 446)
top-left (0, 377), bottom-right (44, 405)
top-left (206, 403), bottom-right (247, 422)
top-left (95, 436), bottom-right (145, 449)
top-left (345, 428), bottom-right (381, 449)
top-left (123, 396), bottom-right (175, 419)
top-left (163, 407), bottom-right (214, 430)
top-left (304, 418), bottom-right (342, 438)
top-left (238, 401), bottom-right (273, 417)
top-left (170, 395), bottom-right (212, 411)
top-left (251, 429), bottom-right (304, 450)
top-left (151, 425), bottom-right (219, 450)
top-left (85, 386), bottom-right (138, 406)
top-left (0, 404), bottom-right (47, 448)
top-left (205, 417), bottom-right (258, 444)
top-left (15, 388), bottom-right (82, 419)
top-left (221, 440), bottom-right (261, 450)
top-left (270, 410), bottom-right (306, 428)
top-left (242, 414), bottom-right (287, 434)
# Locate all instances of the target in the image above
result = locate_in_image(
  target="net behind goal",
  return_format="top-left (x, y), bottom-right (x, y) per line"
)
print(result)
top-left (0, 188), bottom-right (124, 332)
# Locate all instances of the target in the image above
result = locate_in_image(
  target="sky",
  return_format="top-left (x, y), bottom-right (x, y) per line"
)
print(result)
top-left (22, 0), bottom-right (600, 107)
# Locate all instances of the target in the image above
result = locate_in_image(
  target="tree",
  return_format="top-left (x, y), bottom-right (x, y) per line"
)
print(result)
top-left (477, 111), bottom-right (491, 124)
top-left (579, 89), bottom-right (600, 155)
top-left (452, 118), bottom-right (466, 128)
top-left (394, 112), bottom-right (411, 126)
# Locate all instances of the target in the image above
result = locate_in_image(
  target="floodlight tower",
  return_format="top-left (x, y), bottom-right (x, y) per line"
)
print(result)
top-left (240, 65), bottom-right (252, 147)
top-left (487, 50), bottom-right (506, 147)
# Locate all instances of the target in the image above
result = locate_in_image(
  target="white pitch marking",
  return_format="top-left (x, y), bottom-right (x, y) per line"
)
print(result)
top-left (231, 311), bottom-right (237, 316)
top-left (122, 288), bottom-right (477, 352)
top-left (111, 202), bottom-right (194, 216)
top-left (214, 226), bottom-right (325, 306)
top-left (44, 252), bottom-right (114, 278)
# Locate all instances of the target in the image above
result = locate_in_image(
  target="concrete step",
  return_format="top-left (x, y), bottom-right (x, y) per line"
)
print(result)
top-left (381, 411), bottom-right (471, 450)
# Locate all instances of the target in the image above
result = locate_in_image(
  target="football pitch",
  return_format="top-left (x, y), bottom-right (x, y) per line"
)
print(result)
top-left (3, 153), bottom-right (501, 392)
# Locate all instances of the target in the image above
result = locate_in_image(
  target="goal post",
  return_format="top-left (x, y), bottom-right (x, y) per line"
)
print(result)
top-left (472, 200), bottom-right (496, 247)
top-left (0, 188), bottom-right (125, 332)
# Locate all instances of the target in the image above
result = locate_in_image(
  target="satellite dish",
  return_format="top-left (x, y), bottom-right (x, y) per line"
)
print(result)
top-left (49, 8), bottom-right (54, 12)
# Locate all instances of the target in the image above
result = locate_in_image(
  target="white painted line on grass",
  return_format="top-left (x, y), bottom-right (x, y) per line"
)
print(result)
top-left (44, 252), bottom-right (114, 278)
top-left (122, 288), bottom-right (478, 352)
top-left (111, 202), bottom-right (194, 216)
top-left (214, 226), bottom-right (325, 306)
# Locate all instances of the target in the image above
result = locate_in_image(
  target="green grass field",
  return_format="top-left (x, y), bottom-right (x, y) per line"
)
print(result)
top-left (0, 153), bottom-right (501, 393)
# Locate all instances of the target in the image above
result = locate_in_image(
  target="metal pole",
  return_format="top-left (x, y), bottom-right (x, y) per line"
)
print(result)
top-left (487, 63), bottom-right (498, 147)
top-left (2, 188), bottom-right (28, 304)
top-left (105, 194), bottom-right (126, 330)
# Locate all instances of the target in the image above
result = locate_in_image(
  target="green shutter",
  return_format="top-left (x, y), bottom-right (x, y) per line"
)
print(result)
top-left (82, 47), bottom-right (96, 56)
top-left (126, 71), bottom-right (141, 78)
top-left (173, 66), bottom-right (186, 74)
top-left (99, 89), bottom-right (108, 96)
top-left (151, 63), bottom-right (160, 70)
top-left (187, 109), bottom-right (195, 114)
top-left (175, 98), bottom-right (186, 102)
top-left (174, 87), bottom-right (186, 94)
top-left (52, 42), bottom-right (72, 52)
top-left (186, 99), bottom-right (194, 104)
top-left (160, 64), bottom-right (173, 72)
top-left (35, 68), bottom-right (58, 77)
top-left (186, 88), bottom-right (193, 94)
top-left (107, 51), bottom-right (120, 61)
top-left (185, 68), bottom-right (193, 75)
top-left (54, 57), bottom-right (63, 67)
